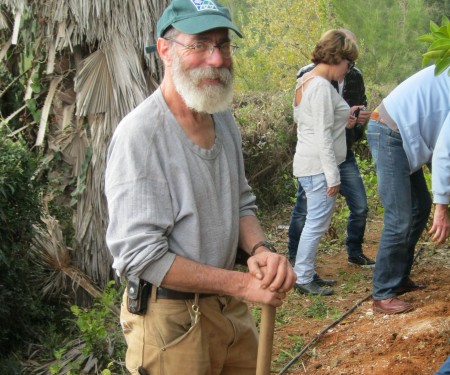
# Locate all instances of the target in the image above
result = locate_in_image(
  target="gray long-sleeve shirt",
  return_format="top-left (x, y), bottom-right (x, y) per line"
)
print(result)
top-left (105, 88), bottom-right (257, 285)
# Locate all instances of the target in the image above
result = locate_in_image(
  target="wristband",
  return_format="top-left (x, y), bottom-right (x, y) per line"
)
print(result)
top-left (251, 240), bottom-right (276, 256)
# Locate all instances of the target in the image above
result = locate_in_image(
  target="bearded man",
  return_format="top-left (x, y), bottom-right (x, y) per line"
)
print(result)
top-left (104, 1), bottom-right (296, 374)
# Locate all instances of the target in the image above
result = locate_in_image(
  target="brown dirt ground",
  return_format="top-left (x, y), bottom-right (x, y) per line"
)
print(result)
top-left (257, 206), bottom-right (450, 375)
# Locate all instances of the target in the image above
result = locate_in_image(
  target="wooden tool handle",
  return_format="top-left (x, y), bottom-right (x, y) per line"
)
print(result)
top-left (256, 304), bottom-right (276, 375)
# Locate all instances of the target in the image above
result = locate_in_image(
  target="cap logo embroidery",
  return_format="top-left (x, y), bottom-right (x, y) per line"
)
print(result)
top-left (191, 0), bottom-right (219, 11)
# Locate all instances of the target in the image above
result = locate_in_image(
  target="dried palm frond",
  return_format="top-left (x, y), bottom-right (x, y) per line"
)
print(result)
top-left (31, 215), bottom-right (119, 316)
top-left (24, 65), bottom-right (38, 101)
top-left (24, 338), bottom-right (124, 375)
top-left (0, 0), bottom-right (26, 10)
top-left (46, 39), bottom-right (56, 75)
top-left (102, 37), bottom-right (148, 119)
top-left (48, 122), bottom-right (89, 176)
top-left (1, 0), bottom-right (26, 44)
top-left (0, 37), bottom-right (12, 62)
top-left (74, 49), bottom-right (113, 116)
top-left (75, 39), bottom-right (147, 119)
top-left (25, 329), bottom-right (127, 374)
top-left (11, 9), bottom-right (21, 44)
top-left (24, 339), bottom-right (88, 375)
top-left (0, 9), bottom-right (9, 30)
top-left (36, 75), bottom-right (64, 146)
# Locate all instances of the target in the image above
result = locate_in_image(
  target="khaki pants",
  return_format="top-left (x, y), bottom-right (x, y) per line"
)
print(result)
top-left (120, 291), bottom-right (258, 375)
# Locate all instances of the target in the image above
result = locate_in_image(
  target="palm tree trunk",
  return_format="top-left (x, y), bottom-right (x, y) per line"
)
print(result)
top-left (2, 0), bottom-right (171, 303)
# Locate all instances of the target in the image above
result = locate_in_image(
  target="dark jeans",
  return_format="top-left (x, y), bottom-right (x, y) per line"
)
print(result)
top-left (436, 356), bottom-right (450, 375)
top-left (288, 149), bottom-right (368, 260)
top-left (367, 120), bottom-right (432, 300)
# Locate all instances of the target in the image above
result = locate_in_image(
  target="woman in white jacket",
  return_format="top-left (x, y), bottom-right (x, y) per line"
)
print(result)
top-left (292, 29), bottom-right (359, 296)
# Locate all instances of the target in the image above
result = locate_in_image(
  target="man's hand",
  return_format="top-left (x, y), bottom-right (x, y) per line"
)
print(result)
top-left (247, 251), bottom-right (296, 294)
top-left (240, 271), bottom-right (289, 307)
top-left (429, 204), bottom-right (450, 244)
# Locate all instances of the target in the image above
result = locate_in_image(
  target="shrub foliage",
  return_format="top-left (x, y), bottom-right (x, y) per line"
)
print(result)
top-left (0, 131), bottom-right (48, 358)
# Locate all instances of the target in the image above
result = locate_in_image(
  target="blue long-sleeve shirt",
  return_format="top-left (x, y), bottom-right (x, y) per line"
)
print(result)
top-left (382, 65), bottom-right (450, 204)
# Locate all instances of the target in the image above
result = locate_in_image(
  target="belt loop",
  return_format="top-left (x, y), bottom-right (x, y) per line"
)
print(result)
top-left (151, 285), bottom-right (157, 303)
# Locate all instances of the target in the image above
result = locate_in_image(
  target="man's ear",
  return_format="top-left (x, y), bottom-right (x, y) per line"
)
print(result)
top-left (157, 38), bottom-right (173, 66)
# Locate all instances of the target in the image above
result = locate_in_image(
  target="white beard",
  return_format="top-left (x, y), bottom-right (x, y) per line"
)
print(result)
top-left (171, 53), bottom-right (234, 114)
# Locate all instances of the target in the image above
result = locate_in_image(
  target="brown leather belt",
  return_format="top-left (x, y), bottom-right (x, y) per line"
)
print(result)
top-left (127, 278), bottom-right (215, 301)
top-left (156, 286), bottom-right (214, 299)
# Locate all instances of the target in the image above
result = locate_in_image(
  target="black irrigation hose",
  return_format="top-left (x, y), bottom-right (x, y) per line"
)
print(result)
top-left (277, 245), bottom-right (424, 374)
top-left (277, 292), bottom-right (372, 374)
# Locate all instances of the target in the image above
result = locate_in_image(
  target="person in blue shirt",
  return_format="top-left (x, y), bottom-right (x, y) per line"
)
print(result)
top-left (367, 65), bottom-right (450, 315)
top-left (435, 356), bottom-right (450, 375)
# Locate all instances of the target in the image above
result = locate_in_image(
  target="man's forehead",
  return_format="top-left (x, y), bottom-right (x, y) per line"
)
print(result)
top-left (179, 28), bottom-right (230, 40)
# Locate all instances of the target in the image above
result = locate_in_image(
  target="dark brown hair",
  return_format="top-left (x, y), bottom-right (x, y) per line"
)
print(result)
top-left (311, 29), bottom-right (359, 65)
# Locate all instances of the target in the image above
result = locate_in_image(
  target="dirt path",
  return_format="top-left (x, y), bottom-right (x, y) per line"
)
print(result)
top-left (259, 210), bottom-right (450, 374)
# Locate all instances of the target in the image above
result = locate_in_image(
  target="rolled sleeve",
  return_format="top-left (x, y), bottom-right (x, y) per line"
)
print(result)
top-left (431, 111), bottom-right (450, 205)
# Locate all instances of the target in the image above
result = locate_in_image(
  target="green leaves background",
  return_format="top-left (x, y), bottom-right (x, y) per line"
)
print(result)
top-left (418, 16), bottom-right (450, 75)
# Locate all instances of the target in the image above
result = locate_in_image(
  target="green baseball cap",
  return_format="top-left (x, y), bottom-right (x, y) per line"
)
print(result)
top-left (157, 0), bottom-right (243, 38)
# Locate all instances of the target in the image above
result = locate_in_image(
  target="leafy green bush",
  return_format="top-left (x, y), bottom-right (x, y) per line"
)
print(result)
top-left (233, 91), bottom-right (297, 211)
top-left (418, 16), bottom-right (450, 75)
top-left (0, 130), bottom-right (53, 359)
top-left (231, 0), bottom-right (330, 93)
top-left (0, 134), bottom-right (41, 245)
top-left (59, 281), bottom-right (126, 374)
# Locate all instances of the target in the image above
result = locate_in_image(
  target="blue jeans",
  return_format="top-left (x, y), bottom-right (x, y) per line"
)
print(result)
top-left (293, 173), bottom-right (337, 284)
top-left (436, 356), bottom-right (450, 375)
top-left (367, 120), bottom-right (431, 300)
top-left (288, 150), bottom-right (368, 260)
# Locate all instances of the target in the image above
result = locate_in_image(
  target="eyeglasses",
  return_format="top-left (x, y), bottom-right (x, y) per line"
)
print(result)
top-left (164, 38), bottom-right (239, 59)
